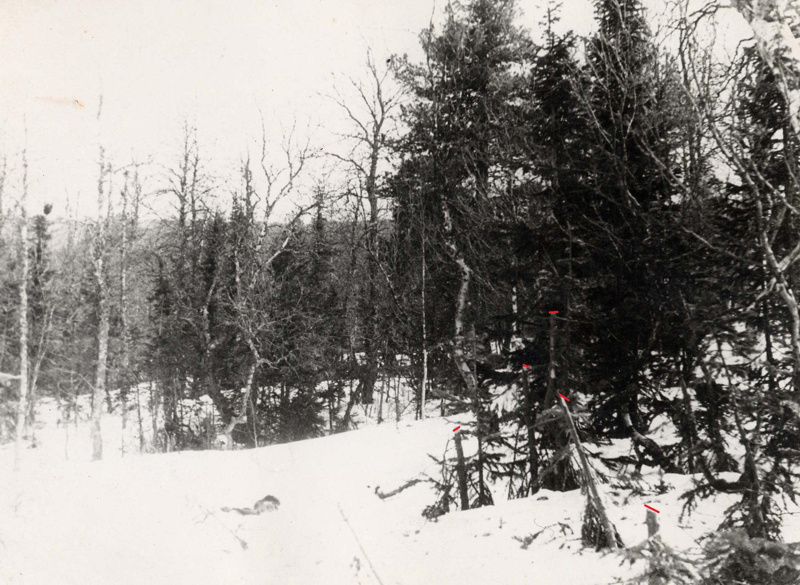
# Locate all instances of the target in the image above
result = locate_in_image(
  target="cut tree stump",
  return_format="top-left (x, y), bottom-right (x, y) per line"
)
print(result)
top-left (453, 430), bottom-right (470, 511)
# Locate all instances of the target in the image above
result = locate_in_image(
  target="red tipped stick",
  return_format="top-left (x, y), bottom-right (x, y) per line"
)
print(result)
top-left (558, 393), bottom-right (570, 402)
top-left (453, 426), bottom-right (461, 432)
top-left (523, 364), bottom-right (531, 369)
top-left (549, 310), bottom-right (559, 314)
top-left (644, 504), bottom-right (660, 514)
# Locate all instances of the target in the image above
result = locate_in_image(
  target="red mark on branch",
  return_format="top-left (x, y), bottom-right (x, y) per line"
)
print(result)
top-left (644, 504), bottom-right (660, 514)
top-left (523, 364), bottom-right (531, 369)
top-left (549, 310), bottom-right (559, 314)
top-left (558, 393), bottom-right (570, 402)
top-left (453, 426), bottom-right (461, 432)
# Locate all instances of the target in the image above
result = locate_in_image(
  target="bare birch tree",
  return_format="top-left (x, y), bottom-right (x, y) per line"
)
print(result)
top-left (221, 125), bottom-right (316, 447)
top-left (330, 53), bottom-right (402, 405)
top-left (119, 167), bottom-right (141, 454)
top-left (91, 99), bottom-right (111, 461)
top-left (729, 0), bottom-right (800, 392)
top-left (14, 148), bottom-right (29, 470)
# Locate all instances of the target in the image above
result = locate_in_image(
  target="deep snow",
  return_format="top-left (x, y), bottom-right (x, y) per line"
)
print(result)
top-left (2, 398), bottom-right (797, 585)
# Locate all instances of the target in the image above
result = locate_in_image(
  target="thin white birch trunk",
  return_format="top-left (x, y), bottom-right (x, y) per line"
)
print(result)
top-left (14, 148), bottom-right (29, 471)
top-left (119, 175), bottom-right (130, 455)
top-left (91, 142), bottom-right (109, 461)
top-left (420, 225), bottom-right (428, 420)
top-left (440, 201), bottom-right (478, 397)
top-left (223, 341), bottom-right (260, 449)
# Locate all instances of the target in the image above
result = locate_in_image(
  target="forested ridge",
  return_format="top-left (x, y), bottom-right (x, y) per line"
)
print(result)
top-left (3, 0), bottom-right (800, 582)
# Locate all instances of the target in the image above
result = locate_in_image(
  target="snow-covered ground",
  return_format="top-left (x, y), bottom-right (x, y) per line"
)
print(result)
top-left (5, 378), bottom-right (800, 585)
top-left (7, 397), bottom-right (795, 585)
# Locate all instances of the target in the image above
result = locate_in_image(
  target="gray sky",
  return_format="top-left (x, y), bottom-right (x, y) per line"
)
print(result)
top-left (0, 0), bottom-right (745, 220)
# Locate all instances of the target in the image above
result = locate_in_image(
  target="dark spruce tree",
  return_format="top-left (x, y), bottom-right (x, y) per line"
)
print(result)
top-left (394, 0), bottom-right (534, 508)
top-left (570, 0), bottom-right (679, 443)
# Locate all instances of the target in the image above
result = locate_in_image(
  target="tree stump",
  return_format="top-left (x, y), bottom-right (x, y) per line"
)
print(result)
top-left (646, 509), bottom-right (659, 538)
top-left (453, 430), bottom-right (470, 511)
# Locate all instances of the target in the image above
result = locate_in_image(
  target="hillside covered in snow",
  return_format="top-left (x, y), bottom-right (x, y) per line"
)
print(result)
top-left (2, 397), bottom-right (797, 585)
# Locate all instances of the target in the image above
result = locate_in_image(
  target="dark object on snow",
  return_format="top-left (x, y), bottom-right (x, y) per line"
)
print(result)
top-left (253, 495), bottom-right (280, 512)
top-left (221, 495), bottom-right (280, 515)
top-left (622, 410), bottom-right (667, 472)
top-left (374, 479), bottom-right (423, 499)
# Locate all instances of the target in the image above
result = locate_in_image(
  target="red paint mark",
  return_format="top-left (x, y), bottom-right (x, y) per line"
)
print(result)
top-left (453, 426), bottom-right (461, 432)
top-left (558, 393), bottom-right (570, 402)
top-left (644, 504), bottom-right (660, 514)
top-left (523, 364), bottom-right (531, 369)
top-left (549, 310), bottom-right (559, 314)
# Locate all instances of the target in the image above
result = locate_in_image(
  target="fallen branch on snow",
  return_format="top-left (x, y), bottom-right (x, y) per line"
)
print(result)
top-left (374, 478), bottom-right (425, 499)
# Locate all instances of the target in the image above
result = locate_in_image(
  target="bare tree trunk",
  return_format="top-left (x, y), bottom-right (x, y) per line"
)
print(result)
top-left (362, 138), bottom-right (380, 405)
top-left (756, 198), bottom-right (800, 392)
top-left (136, 382), bottom-right (145, 452)
top-left (678, 369), bottom-right (698, 473)
top-left (331, 56), bottom-right (400, 405)
top-left (522, 367), bottom-right (539, 492)
top-left (14, 148), bottom-right (29, 471)
top-left (378, 372), bottom-right (385, 423)
top-left (763, 293), bottom-right (778, 395)
top-left (27, 305), bottom-right (54, 437)
top-left (64, 387), bottom-right (71, 460)
top-left (542, 310), bottom-right (575, 490)
top-left (119, 174), bottom-right (130, 455)
top-left (441, 202), bottom-right (478, 397)
top-left (561, 395), bottom-right (621, 550)
top-left (469, 322), bottom-right (487, 505)
top-left (328, 382), bottom-right (336, 433)
top-left (0, 398), bottom-right (6, 443)
top-left (453, 430), bottom-right (470, 511)
top-left (646, 509), bottom-right (659, 538)
top-left (394, 373), bottom-right (401, 422)
top-left (73, 372), bottom-right (79, 430)
top-left (223, 342), bottom-right (260, 449)
top-left (545, 311), bottom-right (557, 406)
top-left (420, 224), bottom-right (428, 420)
top-left (680, 7), bottom-right (800, 394)
top-left (250, 389), bottom-right (258, 447)
top-left (0, 160), bottom-right (7, 445)
top-left (91, 145), bottom-right (110, 461)
top-left (339, 378), bottom-right (362, 432)
top-left (440, 199), bottom-right (491, 502)
top-left (150, 380), bottom-right (158, 448)
top-left (92, 257), bottom-right (109, 459)
top-left (510, 283), bottom-right (521, 351)
top-left (358, 81), bottom-right (383, 407)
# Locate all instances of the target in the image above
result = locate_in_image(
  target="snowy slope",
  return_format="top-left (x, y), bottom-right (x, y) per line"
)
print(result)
top-left (3, 410), bottom-right (795, 585)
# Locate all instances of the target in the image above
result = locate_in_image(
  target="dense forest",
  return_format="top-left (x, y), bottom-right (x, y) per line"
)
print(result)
top-left (2, 0), bottom-right (800, 582)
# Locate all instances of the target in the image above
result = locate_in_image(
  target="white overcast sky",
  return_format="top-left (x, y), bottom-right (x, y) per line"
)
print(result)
top-left (0, 0), bottom-right (746, 219)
